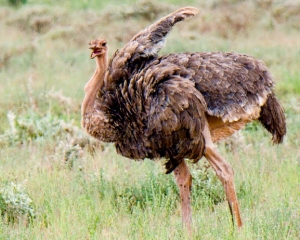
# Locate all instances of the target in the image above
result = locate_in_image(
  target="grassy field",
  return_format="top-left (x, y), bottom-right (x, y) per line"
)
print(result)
top-left (0, 0), bottom-right (299, 239)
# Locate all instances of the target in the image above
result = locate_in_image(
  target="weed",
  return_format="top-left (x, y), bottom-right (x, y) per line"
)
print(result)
top-left (117, 171), bottom-right (178, 213)
top-left (6, 0), bottom-right (26, 7)
top-left (0, 181), bottom-right (35, 224)
top-left (190, 161), bottom-right (224, 208)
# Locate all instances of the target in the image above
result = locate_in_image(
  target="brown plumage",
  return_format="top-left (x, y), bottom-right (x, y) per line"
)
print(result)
top-left (81, 7), bottom-right (286, 230)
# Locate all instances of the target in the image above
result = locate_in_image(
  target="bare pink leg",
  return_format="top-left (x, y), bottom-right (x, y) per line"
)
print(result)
top-left (173, 160), bottom-right (193, 231)
top-left (204, 147), bottom-right (243, 228)
top-left (203, 122), bottom-right (243, 228)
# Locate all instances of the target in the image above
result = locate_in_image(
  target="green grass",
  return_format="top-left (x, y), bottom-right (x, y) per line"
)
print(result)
top-left (0, 0), bottom-right (299, 239)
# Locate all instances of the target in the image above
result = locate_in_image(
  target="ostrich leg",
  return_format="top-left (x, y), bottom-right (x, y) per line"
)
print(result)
top-left (202, 122), bottom-right (243, 228)
top-left (173, 160), bottom-right (192, 229)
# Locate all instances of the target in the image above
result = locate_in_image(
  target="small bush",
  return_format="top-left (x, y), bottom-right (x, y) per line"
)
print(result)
top-left (89, 162), bottom-right (224, 215)
top-left (117, 171), bottom-right (178, 213)
top-left (0, 110), bottom-right (100, 170)
top-left (191, 160), bottom-right (225, 208)
top-left (7, 0), bottom-right (27, 7)
top-left (0, 181), bottom-right (35, 224)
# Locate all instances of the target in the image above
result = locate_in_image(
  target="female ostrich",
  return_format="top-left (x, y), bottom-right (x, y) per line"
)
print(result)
top-left (81, 7), bottom-right (286, 229)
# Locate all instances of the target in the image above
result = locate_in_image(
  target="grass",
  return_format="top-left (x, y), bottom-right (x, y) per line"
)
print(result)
top-left (0, 0), bottom-right (299, 239)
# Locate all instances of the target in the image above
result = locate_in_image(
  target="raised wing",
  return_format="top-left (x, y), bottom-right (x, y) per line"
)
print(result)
top-left (106, 7), bottom-right (198, 85)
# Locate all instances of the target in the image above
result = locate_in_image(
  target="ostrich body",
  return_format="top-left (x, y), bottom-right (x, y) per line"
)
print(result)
top-left (82, 7), bottom-right (286, 229)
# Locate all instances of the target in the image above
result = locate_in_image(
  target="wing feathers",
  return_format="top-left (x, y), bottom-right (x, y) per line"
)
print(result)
top-left (130, 7), bottom-right (198, 55)
top-left (107, 7), bottom-right (198, 86)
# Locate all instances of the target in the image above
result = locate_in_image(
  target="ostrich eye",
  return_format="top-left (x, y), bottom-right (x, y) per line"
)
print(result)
top-left (102, 42), bottom-right (107, 47)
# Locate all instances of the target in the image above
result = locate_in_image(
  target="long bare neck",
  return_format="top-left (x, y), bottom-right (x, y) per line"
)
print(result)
top-left (81, 54), bottom-right (108, 127)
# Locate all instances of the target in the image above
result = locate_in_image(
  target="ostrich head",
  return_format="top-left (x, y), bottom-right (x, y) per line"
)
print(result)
top-left (89, 39), bottom-right (107, 59)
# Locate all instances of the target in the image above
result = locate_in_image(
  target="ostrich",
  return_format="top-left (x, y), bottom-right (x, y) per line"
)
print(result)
top-left (81, 7), bottom-right (286, 229)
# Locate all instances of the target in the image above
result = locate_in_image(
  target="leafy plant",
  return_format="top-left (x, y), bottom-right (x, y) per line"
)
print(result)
top-left (7, 0), bottom-right (27, 7)
top-left (191, 160), bottom-right (225, 208)
top-left (117, 171), bottom-right (178, 213)
top-left (0, 110), bottom-right (100, 169)
top-left (0, 182), bottom-right (35, 224)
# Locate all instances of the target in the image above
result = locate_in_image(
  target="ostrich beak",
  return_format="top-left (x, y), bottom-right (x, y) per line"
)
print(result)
top-left (89, 46), bottom-right (101, 59)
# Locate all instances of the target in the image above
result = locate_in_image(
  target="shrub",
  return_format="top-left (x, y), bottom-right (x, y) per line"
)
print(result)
top-left (0, 109), bottom-right (100, 167)
top-left (117, 171), bottom-right (178, 213)
top-left (0, 181), bottom-right (35, 224)
top-left (7, 0), bottom-right (27, 7)
top-left (191, 160), bottom-right (225, 208)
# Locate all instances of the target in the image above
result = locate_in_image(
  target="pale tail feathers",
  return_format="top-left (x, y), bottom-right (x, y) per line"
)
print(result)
top-left (109, 7), bottom-right (199, 76)
top-left (259, 93), bottom-right (286, 144)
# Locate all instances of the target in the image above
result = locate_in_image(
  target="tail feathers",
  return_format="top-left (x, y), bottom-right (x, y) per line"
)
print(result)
top-left (259, 93), bottom-right (286, 144)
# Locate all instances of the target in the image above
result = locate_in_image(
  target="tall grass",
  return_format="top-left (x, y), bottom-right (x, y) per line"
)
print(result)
top-left (0, 0), bottom-right (299, 239)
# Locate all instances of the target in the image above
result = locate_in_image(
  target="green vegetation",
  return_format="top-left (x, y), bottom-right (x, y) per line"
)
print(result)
top-left (0, 0), bottom-right (299, 239)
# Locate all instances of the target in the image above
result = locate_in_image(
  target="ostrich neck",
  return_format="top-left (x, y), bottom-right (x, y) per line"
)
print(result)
top-left (81, 55), bottom-right (108, 127)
